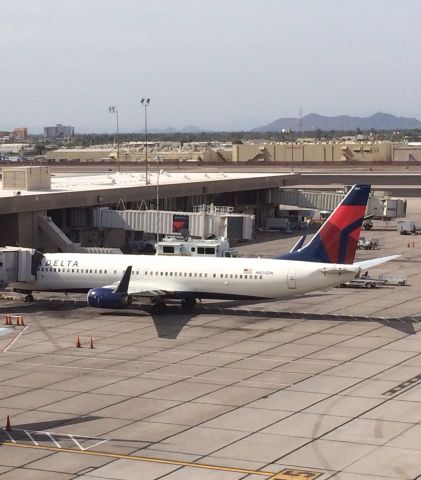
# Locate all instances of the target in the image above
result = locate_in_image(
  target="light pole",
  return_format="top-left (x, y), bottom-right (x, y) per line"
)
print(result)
top-left (141, 98), bottom-right (150, 184)
top-left (155, 156), bottom-right (162, 244)
top-left (108, 106), bottom-right (120, 173)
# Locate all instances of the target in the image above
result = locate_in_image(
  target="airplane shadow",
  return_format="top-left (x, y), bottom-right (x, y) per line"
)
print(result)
top-left (0, 415), bottom-right (176, 448)
top-left (0, 416), bottom-right (101, 445)
top-left (2, 297), bottom-right (417, 337)
top-left (100, 305), bottom-right (194, 339)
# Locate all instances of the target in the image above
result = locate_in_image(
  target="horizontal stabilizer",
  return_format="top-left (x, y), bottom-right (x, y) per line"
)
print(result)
top-left (319, 266), bottom-right (358, 275)
top-left (354, 255), bottom-right (400, 270)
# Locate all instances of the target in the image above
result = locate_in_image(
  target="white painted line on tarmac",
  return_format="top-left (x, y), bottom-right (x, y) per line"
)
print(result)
top-left (69, 435), bottom-right (84, 451)
top-left (3, 325), bottom-right (30, 352)
top-left (2, 429), bottom-right (16, 443)
top-left (24, 430), bottom-right (39, 446)
top-left (46, 432), bottom-right (62, 449)
top-left (83, 438), bottom-right (108, 451)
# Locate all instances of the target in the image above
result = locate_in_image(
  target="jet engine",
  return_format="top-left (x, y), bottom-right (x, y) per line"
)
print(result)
top-left (87, 287), bottom-right (132, 309)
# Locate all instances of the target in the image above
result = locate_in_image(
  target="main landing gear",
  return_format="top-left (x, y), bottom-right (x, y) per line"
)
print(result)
top-left (24, 293), bottom-right (34, 303)
top-left (181, 297), bottom-right (196, 309)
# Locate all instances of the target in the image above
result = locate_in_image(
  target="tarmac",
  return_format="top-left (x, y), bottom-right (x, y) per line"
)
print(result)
top-left (1, 200), bottom-right (421, 479)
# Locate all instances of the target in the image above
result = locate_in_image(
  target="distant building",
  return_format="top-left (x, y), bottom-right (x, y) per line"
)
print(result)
top-left (44, 124), bottom-right (75, 138)
top-left (13, 127), bottom-right (28, 140)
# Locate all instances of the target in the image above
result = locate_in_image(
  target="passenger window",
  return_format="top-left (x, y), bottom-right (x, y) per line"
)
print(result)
top-left (90, 269), bottom-right (93, 274)
top-left (225, 274), bottom-right (228, 278)
top-left (194, 273), bottom-right (197, 277)
top-left (204, 273), bottom-right (207, 278)
top-left (199, 273), bottom-right (202, 277)
top-left (165, 272), bottom-right (168, 276)
top-left (259, 275), bottom-right (263, 280)
top-left (220, 274), bottom-right (223, 278)
top-left (189, 273), bottom-right (192, 277)
top-left (239, 275), bottom-right (243, 279)
top-left (235, 274), bottom-right (238, 278)
top-left (174, 272), bottom-right (177, 276)
top-left (244, 275), bottom-right (248, 279)
top-left (213, 273), bottom-right (216, 278)
top-left (105, 270), bottom-right (107, 274)
top-left (170, 272), bottom-right (173, 276)
top-left (230, 274), bottom-right (233, 279)
top-left (95, 270), bottom-right (97, 274)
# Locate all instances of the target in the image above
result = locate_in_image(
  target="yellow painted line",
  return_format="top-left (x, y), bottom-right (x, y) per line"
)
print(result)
top-left (2, 441), bottom-right (274, 477)
top-left (269, 468), bottom-right (322, 480)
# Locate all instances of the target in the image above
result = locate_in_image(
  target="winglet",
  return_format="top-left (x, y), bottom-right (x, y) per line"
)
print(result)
top-left (289, 235), bottom-right (306, 253)
top-left (114, 266), bottom-right (132, 294)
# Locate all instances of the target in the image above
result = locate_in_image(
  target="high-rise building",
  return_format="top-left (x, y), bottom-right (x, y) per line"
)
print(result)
top-left (13, 127), bottom-right (28, 140)
top-left (44, 124), bottom-right (75, 138)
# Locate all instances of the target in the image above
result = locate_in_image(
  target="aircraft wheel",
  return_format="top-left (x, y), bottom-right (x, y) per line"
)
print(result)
top-left (152, 301), bottom-right (167, 312)
top-left (365, 282), bottom-right (374, 289)
top-left (181, 297), bottom-right (196, 309)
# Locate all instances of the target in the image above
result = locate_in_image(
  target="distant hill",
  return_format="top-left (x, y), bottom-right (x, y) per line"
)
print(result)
top-left (252, 112), bottom-right (421, 132)
top-left (150, 125), bottom-right (206, 134)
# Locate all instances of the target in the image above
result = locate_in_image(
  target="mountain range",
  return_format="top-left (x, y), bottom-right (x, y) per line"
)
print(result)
top-left (252, 112), bottom-right (421, 132)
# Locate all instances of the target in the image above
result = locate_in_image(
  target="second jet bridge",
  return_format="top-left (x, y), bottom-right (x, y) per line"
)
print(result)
top-left (269, 188), bottom-right (406, 220)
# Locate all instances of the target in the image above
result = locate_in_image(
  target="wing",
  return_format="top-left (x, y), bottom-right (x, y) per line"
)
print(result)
top-left (102, 266), bottom-right (176, 299)
top-left (128, 282), bottom-right (171, 298)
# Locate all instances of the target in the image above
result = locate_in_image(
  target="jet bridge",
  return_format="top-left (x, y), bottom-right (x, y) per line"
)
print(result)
top-left (0, 247), bottom-right (43, 288)
top-left (271, 189), bottom-right (407, 220)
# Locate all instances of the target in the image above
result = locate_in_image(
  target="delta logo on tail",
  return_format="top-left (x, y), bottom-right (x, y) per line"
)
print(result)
top-left (276, 185), bottom-right (370, 264)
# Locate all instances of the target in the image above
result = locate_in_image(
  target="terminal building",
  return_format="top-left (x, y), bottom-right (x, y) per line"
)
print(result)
top-left (42, 141), bottom-right (421, 165)
top-left (0, 165), bottom-right (411, 254)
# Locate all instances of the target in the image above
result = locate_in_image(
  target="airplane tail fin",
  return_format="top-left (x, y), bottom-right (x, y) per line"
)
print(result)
top-left (276, 185), bottom-right (370, 264)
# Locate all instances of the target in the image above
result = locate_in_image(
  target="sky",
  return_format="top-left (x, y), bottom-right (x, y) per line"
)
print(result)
top-left (1, 0), bottom-right (421, 133)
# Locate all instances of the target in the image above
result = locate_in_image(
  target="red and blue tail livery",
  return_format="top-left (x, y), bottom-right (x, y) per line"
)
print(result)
top-left (276, 185), bottom-right (371, 264)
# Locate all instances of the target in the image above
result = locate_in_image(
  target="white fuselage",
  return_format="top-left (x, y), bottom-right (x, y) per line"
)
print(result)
top-left (12, 253), bottom-right (359, 301)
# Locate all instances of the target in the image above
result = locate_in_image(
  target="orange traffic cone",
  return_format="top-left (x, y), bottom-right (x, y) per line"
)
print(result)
top-left (16, 317), bottom-right (20, 326)
top-left (76, 336), bottom-right (82, 348)
top-left (6, 415), bottom-right (11, 432)
top-left (90, 337), bottom-right (94, 349)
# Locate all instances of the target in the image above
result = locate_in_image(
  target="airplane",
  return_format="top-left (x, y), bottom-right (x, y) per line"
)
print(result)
top-left (11, 184), bottom-right (399, 309)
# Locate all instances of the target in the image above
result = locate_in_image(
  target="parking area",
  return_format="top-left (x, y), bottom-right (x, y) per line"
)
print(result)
top-left (1, 209), bottom-right (421, 479)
